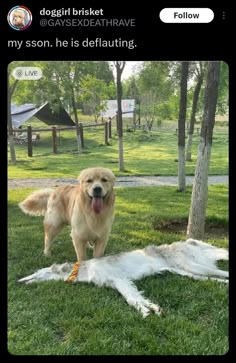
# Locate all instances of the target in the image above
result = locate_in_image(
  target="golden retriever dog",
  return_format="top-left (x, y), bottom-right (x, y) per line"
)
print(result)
top-left (19, 167), bottom-right (115, 262)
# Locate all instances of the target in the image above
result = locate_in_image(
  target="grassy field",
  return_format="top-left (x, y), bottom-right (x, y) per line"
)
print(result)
top-left (8, 120), bottom-right (228, 178)
top-left (8, 185), bottom-right (228, 355)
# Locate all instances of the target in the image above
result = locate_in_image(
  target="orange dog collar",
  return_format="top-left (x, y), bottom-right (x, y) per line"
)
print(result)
top-left (66, 261), bottom-right (80, 282)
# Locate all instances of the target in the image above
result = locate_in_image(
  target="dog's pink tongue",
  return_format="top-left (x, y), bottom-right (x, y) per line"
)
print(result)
top-left (91, 197), bottom-right (103, 214)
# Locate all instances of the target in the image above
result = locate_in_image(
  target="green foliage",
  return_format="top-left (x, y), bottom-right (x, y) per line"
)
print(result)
top-left (122, 61), bottom-right (228, 123)
top-left (9, 61), bottom-right (228, 127)
top-left (123, 76), bottom-right (140, 102)
top-left (138, 62), bottom-right (173, 98)
top-left (92, 61), bottom-right (114, 83)
top-left (80, 75), bottom-right (115, 121)
top-left (8, 185), bottom-right (228, 355)
top-left (196, 62), bottom-right (228, 119)
top-left (216, 62), bottom-right (229, 115)
top-left (9, 61), bottom-right (114, 115)
top-left (133, 62), bottom-right (174, 129)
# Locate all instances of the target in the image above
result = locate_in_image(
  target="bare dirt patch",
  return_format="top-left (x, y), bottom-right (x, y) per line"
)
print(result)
top-left (153, 218), bottom-right (228, 238)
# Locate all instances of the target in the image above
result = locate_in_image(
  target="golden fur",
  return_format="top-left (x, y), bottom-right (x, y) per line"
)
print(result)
top-left (19, 167), bottom-right (116, 261)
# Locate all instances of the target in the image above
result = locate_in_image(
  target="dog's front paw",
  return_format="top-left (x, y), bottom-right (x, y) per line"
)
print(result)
top-left (149, 303), bottom-right (163, 316)
top-left (155, 306), bottom-right (163, 316)
top-left (44, 249), bottom-right (52, 257)
top-left (141, 308), bottom-right (151, 318)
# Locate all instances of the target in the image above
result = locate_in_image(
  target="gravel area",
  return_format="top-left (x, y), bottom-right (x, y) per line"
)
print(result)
top-left (8, 175), bottom-right (228, 189)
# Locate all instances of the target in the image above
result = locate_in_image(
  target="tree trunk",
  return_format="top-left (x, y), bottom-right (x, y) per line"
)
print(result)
top-left (71, 87), bottom-right (82, 153)
top-left (186, 68), bottom-right (204, 161)
top-left (8, 78), bottom-right (18, 164)
top-left (178, 61), bottom-right (189, 191)
top-left (187, 61), bottom-right (221, 239)
top-left (115, 62), bottom-right (125, 171)
top-left (118, 136), bottom-right (124, 171)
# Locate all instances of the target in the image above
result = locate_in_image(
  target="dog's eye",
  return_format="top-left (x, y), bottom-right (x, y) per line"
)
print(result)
top-left (102, 178), bottom-right (108, 182)
top-left (86, 179), bottom-right (93, 183)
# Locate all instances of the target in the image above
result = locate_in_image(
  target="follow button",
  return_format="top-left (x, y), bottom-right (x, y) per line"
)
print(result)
top-left (159, 8), bottom-right (214, 23)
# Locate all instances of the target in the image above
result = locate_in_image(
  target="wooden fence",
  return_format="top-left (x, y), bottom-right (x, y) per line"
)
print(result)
top-left (12, 120), bottom-right (112, 157)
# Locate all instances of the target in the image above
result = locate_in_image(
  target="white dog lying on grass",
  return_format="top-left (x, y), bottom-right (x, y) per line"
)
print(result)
top-left (18, 239), bottom-right (228, 317)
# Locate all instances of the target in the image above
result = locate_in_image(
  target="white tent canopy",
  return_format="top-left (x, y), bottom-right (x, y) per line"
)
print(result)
top-left (11, 102), bottom-right (75, 128)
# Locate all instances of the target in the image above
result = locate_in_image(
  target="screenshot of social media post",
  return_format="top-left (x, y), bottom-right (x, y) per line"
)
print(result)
top-left (5, 2), bottom-right (230, 357)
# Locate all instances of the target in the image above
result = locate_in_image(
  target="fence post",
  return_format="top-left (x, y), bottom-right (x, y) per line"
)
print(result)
top-left (133, 109), bottom-right (136, 127)
top-left (105, 122), bottom-right (109, 145)
top-left (79, 123), bottom-right (84, 149)
top-left (27, 125), bottom-right (33, 157)
top-left (108, 118), bottom-right (112, 139)
top-left (52, 127), bottom-right (57, 154)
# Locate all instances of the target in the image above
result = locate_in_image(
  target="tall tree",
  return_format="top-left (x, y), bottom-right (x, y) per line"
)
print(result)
top-left (216, 62), bottom-right (228, 115)
top-left (43, 61), bottom-right (93, 153)
top-left (8, 74), bottom-right (18, 164)
top-left (187, 62), bottom-right (221, 239)
top-left (178, 61), bottom-right (189, 192)
top-left (186, 62), bottom-right (205, 161)
top-left (140, 91), bottom-right (158, 136)
top-left (138, 62), bottom-right (173, 105)
top-left (93, 61), bottom-right (114, 83)
top-left (123, 76), bottom-right (141, 129)
top-left (80, 75), bottom-right (115, 122)
top-left (124, 76), bottom-right (140, 102)
top-left (114, 61), bottom-right (126, 171)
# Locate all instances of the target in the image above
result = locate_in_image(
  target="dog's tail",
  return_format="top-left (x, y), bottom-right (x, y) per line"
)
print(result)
top-left (19, 189), bottom-right (54, 216)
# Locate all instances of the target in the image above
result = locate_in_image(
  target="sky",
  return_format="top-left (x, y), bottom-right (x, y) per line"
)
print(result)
top-left (110, 61), bottom-right (143, 81)
top-left (121, 61), bottom-right (143, 80)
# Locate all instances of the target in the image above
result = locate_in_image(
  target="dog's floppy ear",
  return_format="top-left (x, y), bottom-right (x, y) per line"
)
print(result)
top-left (105, 169), bottom-right (116, 185)
top-left (105, 190), bottom-right (115, 207)
top-left (78, 169), bottom-right (89, 184)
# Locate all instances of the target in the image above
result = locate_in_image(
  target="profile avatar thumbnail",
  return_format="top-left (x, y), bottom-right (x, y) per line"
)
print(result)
top-left (8, 6), bottom-right (32, 31)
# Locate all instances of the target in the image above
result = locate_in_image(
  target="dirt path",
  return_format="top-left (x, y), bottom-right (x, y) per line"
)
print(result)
top-left (8, 175), bottom-right (228, 189)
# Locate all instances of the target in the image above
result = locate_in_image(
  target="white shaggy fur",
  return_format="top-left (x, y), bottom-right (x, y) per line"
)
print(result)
top-left (18, 239), bottom-right (228, 317)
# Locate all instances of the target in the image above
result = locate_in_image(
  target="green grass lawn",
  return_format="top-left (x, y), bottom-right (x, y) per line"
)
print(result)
top-left (8, 124), bottom-right (228, 178)
top-left (8, 185), bottom-right (228, 355)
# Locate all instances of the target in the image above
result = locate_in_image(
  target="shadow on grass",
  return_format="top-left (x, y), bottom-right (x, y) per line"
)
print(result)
top-left (152, 216), bottom-right (228, 239)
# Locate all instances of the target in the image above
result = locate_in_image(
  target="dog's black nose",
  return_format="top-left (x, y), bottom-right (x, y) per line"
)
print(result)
top-left (93, 186), bottom-right (102, 197)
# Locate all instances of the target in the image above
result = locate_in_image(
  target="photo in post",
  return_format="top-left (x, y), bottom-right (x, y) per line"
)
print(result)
top-left (7, 60), bottom-right (229, 355)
